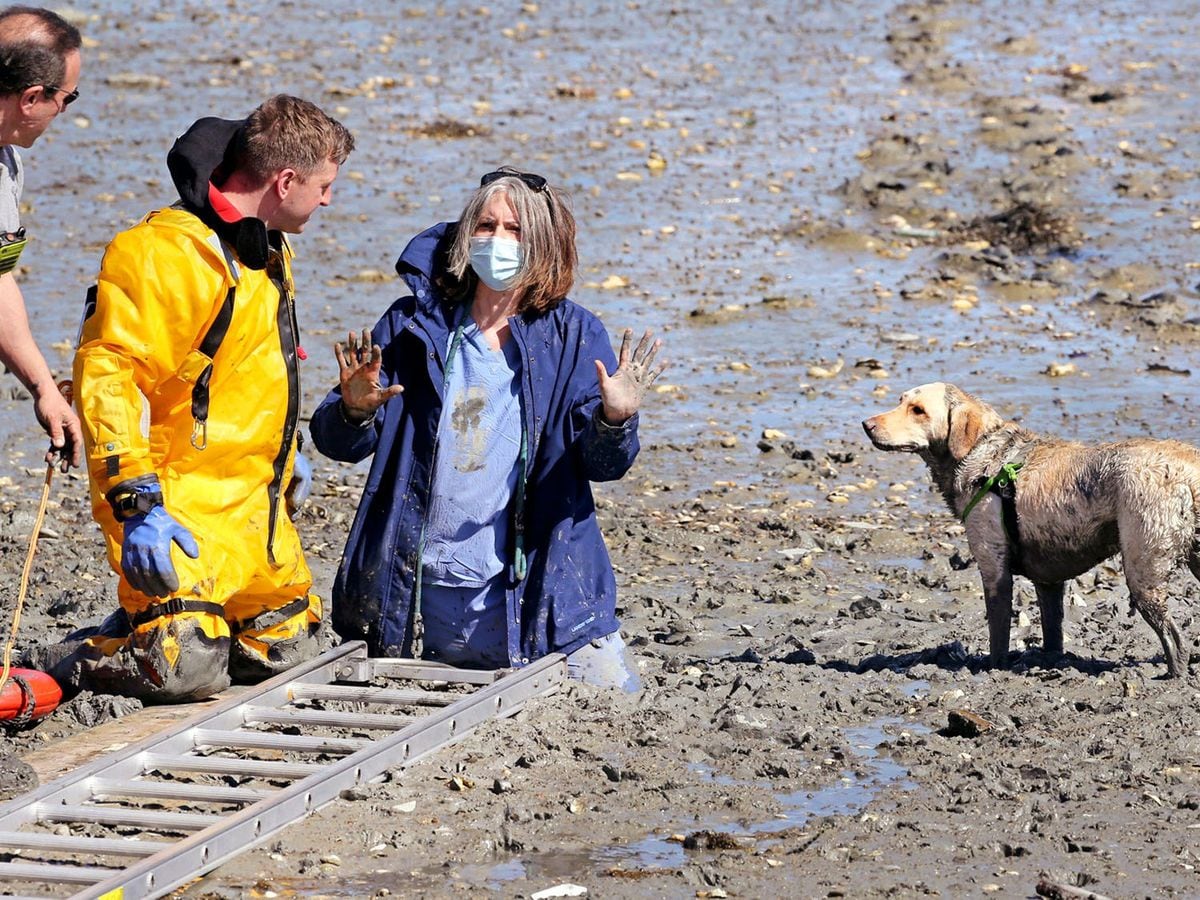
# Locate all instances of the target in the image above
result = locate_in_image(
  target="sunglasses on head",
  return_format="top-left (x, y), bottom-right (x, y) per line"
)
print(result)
top-left (480, 169), bottom-right (547, 192)
top-left (45, 84), bottom-right (79, 107)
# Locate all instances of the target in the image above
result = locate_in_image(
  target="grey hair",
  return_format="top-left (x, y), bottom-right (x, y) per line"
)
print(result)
top-left (445, 172), bottom-right (576, 314)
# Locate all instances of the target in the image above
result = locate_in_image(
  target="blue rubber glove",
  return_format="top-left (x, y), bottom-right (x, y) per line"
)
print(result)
top-left (121, 506), bottom-right (200, 597)
top-left (286, 451), bottom-right (312, 520)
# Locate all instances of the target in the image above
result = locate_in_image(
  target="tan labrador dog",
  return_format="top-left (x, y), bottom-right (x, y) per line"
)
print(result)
top-left (863, 382), bottom-right (1197, 677)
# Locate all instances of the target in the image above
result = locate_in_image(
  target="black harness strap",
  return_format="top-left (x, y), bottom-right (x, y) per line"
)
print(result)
top-left (189, 286), bottom-right (235, 430)
top-left (128, 598), bottom-right (227, 629)
top-left (190, 239), bottom-right (239, 450)
top-left (993, 477), bottom-right (1024, 576)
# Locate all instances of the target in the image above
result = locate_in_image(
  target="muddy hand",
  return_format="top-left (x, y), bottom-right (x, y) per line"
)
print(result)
top-left (334, 328), bottom-right (403, 422)
top-left (595, 328), bottom-right (667, 425)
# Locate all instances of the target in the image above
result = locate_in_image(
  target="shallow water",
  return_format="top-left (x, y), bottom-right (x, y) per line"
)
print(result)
top-left (4, 0), bottom-right (1197, 477)
top-left (3, 2), bottom-right (1199, 895)
top-left (275, 717), bottom-right (926, 896)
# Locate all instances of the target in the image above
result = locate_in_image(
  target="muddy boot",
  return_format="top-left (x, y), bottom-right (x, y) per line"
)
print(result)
top-left (18, 641), bottom-right (84, 699)
top-left (19, 608), bottom-right (136, 698)
top-left (57, 612), bottom-right (232, 704)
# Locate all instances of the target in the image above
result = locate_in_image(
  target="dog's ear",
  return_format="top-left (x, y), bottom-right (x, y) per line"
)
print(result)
top-left (945, 385), bottom-right (1003, 461)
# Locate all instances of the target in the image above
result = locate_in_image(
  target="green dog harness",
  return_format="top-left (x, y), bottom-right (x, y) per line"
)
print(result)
top-left (961, 461), bottom-right (1024, 568)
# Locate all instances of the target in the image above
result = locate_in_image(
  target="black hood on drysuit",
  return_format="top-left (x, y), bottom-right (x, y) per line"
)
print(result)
top-left (166, 116), bottom-right (274, 270)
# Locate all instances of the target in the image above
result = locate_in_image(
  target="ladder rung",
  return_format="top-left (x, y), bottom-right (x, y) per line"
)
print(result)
top-left (0, 859), bottom-right (122, 884)
top-left (365, 658), bottom-right (502, 684)
top-left (192, 728), bottom-right (369, 754)
top-left (245, 706), bottom-right (415, 730)
top-left (90, 778), bottom-right (271, 805)
top-left (35, 803), bottom-right (219, 831)
top-left (0, 829), bottom-right (170, 856)
top-left (141, 753), bottom-right (321, 780)
top-left (289, 683), bottom-right (456, 706)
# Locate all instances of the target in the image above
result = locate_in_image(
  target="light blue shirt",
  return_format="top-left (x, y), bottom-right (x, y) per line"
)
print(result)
top-left (421, 316), bottom-right (522, 587)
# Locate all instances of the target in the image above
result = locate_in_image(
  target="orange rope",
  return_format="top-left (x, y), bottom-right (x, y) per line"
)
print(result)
top-left (0, 462), bottom-right (53, 697)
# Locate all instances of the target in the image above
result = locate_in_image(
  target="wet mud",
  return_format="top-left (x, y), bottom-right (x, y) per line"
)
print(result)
top-left (2, 0), bottom-right (1200, 897)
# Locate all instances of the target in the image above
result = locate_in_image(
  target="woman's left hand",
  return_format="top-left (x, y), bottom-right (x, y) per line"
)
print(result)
top-left (595, 328), bottom-right (667, 425)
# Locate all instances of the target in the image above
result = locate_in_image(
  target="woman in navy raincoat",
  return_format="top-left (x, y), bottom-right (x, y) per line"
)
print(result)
top-left (310, 168), bottom-right (665, 690)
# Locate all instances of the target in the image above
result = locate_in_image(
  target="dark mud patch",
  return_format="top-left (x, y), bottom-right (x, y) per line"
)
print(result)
top-left (408, 118), bottom-right (491, 139)
top-left (949, 201), bottom-right (1082, 253)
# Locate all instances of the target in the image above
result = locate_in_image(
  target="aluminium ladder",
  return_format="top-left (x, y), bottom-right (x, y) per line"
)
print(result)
top-left (0, 641), bottom-right (566, 899)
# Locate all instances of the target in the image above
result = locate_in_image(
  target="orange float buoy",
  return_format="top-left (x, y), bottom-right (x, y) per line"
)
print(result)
top-left (0, 668), bottom-right (61, 724)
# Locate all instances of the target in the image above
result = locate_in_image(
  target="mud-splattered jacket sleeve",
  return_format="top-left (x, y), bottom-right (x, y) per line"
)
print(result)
top-left (572, 318), bottom-right (640, 482)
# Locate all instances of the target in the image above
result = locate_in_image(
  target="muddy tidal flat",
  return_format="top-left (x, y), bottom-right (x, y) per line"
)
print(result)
top-left (3, 1), bottom-right (1200, 897)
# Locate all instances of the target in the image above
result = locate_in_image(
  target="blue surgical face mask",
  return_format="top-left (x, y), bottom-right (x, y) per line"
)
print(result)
top-left (469, 236), bottom-right (523, 291)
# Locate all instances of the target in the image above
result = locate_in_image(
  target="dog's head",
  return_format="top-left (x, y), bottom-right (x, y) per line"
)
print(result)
top-left (862, 382), bottom-right (1002, 461)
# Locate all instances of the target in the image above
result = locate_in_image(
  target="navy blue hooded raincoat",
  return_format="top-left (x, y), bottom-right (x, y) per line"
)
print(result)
top-left (310, 223), bottom-right (639, 664)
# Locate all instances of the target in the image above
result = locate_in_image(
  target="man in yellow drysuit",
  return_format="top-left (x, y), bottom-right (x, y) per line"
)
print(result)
top-left (48, 95), bottom-right (353, 702)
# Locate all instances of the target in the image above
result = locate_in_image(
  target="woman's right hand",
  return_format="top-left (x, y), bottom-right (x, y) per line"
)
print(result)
top-left (335, 329), bottom-right (403, 421)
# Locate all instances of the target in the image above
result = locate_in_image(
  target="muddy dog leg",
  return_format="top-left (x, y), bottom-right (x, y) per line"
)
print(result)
top-left (977, 560), bottom-right (1014, 668)
top-left (1033, 582), bottom-right (1065, 658)
top-left (1126, 586), bottom-right (1188, 677)
top-left (1122, 510), bottom-right (1189, 676)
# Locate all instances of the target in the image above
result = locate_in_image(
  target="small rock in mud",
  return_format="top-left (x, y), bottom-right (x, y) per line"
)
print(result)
top-left (56, 692), bottom-right (143, 728)
top-left (0, 751), bottom-right (37, 800)
top-left (682, 830), bottom-right (745, 851)
top-left (944, 709), bottom-right (995, 738)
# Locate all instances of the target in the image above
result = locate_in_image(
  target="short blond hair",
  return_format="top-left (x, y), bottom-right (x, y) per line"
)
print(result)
top-left (232, 94), bottom-right (354, 184)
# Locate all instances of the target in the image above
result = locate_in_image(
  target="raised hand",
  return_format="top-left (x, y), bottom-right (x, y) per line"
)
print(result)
top-left (335, 328), bottom-right (403, 422)
top-left (594, 328), bottom-right (667, 426)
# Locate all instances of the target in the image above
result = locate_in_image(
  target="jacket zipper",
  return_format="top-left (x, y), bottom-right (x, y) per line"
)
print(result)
top-left (406, 308), bottom-right (466, 656)
top-left (266, 245), bottom-right (300, 565)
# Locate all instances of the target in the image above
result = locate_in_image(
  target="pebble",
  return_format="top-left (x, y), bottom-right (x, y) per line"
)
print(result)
top-left (1044, 362), bottom-right (1078, 377)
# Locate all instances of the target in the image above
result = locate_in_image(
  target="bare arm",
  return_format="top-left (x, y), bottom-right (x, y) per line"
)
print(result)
top-left (0, 271), bottom-right (81, 467)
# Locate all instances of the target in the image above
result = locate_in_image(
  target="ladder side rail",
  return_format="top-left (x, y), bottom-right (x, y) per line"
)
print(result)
top-left (76, 653), bottom-right (566, 900)
top-left (0, 642), bottom-right (368, 831)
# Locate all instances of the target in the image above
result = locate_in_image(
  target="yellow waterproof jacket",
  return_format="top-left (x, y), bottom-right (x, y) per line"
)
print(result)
top-left (74, 206), bottom-right (309, 609)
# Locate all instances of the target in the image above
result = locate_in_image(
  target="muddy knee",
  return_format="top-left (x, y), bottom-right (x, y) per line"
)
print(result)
top-left (229, 594), bottom-right (322, 683)
top-left (68, 612), bottom-right (231, 703)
